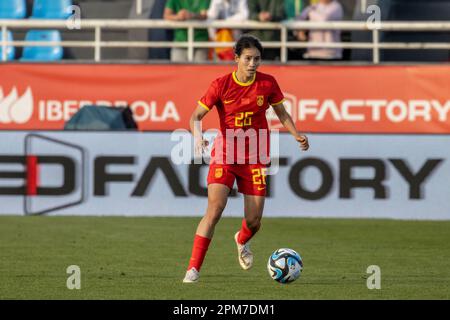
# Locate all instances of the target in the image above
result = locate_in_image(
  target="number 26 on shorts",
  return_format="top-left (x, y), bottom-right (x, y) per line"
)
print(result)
top-left (252, 168), bottom-right (267, 185)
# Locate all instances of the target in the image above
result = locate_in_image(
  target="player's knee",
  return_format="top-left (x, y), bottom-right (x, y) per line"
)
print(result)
top-left (205, 213), bottom-right (222, 226)
top-left (211, 200), bottom-right (227, 214)
top-left (207, 200), bottom-right (226, 221)
top-left (246, 218), bottom-right (261, 233)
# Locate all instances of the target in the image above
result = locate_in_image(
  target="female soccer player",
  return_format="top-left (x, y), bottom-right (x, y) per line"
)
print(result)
top-left (183, 34), bottom-right (309, 283)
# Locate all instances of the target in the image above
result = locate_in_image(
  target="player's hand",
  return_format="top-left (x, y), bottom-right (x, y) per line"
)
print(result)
top-left (195, 138), bottom-right (209, 156)
top-left (295, 135), bottom-right (309, 151)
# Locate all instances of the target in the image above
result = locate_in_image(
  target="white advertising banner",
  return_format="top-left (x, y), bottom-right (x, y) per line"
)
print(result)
top-left (0, 132), bottom-right (448, 220)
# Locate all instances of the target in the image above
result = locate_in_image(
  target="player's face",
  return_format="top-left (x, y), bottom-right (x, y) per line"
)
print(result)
top-left (235, 47), bottom-right (261, 79)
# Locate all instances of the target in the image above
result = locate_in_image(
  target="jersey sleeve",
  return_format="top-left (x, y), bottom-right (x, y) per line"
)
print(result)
top-left (268, 77), bottom-right (285, 106)
top-left (198, 79), bottom-right (220, 111)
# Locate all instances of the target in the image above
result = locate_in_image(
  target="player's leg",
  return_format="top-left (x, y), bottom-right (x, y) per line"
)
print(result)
top-left (184, 184), bottom-right (230, 283)
top-left (196, 183), bottom-right (231, 238)
top-left (184, 165), bottom-right (235, 283)
top-left (236, 164), bottom-right (267, 243)
top-left (234, 165), bottom-right (267, 270)
top-left (241, 194), bottom-right (265, 241)
top-left (233, 194), bottom-right (265, 270)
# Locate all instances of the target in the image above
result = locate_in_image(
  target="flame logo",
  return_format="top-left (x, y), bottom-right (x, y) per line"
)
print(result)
top-left (0, 87), bottom-right (34, 124)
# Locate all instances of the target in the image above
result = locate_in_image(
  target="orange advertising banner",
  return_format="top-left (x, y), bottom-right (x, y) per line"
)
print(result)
top-left (0, 64), bottom-right (449, 133)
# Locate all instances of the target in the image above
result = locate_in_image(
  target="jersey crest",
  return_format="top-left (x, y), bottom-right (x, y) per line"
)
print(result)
top-left (257, 95), bottom-right (264, 107)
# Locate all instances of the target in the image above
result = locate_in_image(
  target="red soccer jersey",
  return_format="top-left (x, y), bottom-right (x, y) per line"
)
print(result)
top-left (198, 71), bottom-right (285, 165)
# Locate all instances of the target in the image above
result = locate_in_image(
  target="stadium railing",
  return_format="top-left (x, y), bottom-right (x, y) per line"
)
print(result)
top-left (1, 19), bottom-right (450, 63)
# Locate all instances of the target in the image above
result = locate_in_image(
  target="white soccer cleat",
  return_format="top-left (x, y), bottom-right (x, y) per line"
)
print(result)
top-left (234, 232), bottom-right (253, 270)
top-left (182, 268), bottom-right (200, 283)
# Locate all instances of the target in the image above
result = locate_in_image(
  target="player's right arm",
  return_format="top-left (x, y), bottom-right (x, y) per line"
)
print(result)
top-left (191, 79), bottom-right (220, 155)
top-left (190, 104), bottom-right (210, 155)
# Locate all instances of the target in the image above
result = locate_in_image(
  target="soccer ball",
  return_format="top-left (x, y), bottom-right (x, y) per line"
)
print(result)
top-left (267, 248), bottom-right (303, 284)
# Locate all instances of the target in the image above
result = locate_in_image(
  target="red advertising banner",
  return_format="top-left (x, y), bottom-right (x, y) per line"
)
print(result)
top-left (0, 64), bottom-right (449, 133)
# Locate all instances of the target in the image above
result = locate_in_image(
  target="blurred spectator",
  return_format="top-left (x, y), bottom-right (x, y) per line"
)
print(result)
top-left (284, 0), bottom-right (309, 21)
top-left (148, 0), bottom-right (171, 60)
top-left (284, 0), bottom-right (310, 60)
top-left (248, 0), bottom-right (286, 61)
top-left (128, 0), bottom-right (171, 60)
top-left (207, 0), bottom-right (249, 60)
top-left (295, 0), bottom-right (344, 60)
top-left (26, 0), bottom-right (34, 17)
top-left (164, 0), bottom-right (210, 62)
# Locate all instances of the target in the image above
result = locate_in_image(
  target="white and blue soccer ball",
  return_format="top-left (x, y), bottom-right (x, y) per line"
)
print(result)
top-left (267, 248), bottom-right (303, 284)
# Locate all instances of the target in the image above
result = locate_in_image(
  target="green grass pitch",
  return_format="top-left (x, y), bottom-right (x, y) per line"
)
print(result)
top-left (0, 216), bottom-right (449, 299)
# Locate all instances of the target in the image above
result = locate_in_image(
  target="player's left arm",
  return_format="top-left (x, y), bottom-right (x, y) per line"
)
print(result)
top-left (272, 104), bottom-right (309, 151)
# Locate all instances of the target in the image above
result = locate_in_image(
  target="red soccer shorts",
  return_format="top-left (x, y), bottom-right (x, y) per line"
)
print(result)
top-left (207, 164), bottom-right (268, 196)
